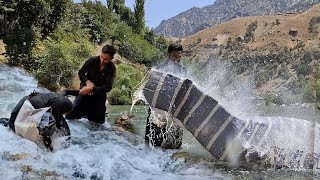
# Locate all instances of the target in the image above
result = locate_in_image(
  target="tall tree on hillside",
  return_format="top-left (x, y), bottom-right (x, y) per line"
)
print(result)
top-left (133, 0), bottom-right (145, 35)
top-left (82, 1), bottom-right (113, 43)
top-left (144, 27), bottom-right (155, 45)
top-left (109, 0), bottom-right (135, 27)
top-left (111, 0), bottom-right (125, 14)
top-left (106, 0), bottom-right (113, 11)
top-left (41, 0), bottom-right (70, 37)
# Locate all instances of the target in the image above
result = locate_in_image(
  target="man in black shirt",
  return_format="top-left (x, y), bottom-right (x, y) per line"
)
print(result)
top-left (65, 44), bottom-right (117, 124)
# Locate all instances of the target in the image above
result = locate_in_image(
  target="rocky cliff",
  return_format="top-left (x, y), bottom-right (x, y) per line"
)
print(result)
top-left (155, 0), bottom-right (320, 37)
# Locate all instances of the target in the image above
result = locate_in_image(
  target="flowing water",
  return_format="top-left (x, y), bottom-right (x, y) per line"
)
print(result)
top-left (0, 63), bottom-right (319, 179)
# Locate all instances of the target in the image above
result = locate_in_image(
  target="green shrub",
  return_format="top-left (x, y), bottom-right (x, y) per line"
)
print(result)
top-left (294, 62), bottom-right (311, 77)
top-left (109, 63), bottom-right (146, 105)
top-left (263, 93), bottom-right (283, 105)
top-left (301, 82), bottom-right (316, 102)
top-left (277, 48), bottom-right (292, 63)
top-left (34, 37), bottom-right (94, 91)
top-left (301, 80), bottom-right (320, 102)
top-left (113, 22), bottom-right (164, 66)
top-left (308, 16), bottom-right (320, 37)
top-left (278, 63), bottom-right (290, 80)
top-left (244, 21), bottom-right (258, 42)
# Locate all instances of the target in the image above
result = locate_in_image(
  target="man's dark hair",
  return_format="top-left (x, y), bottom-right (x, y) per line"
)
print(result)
top-left (102, 44), bottom-right (117, 57)
top-left (167, 43), bottom-right (183, 54)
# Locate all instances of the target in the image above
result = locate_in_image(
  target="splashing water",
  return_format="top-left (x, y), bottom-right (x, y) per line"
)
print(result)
top-left (0, 63), bottom-right (227, 179)
top-left (137, 59), bottom-right (320, 171)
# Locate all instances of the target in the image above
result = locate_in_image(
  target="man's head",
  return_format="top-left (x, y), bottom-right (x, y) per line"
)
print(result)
top-left (100, 44), bottom-right (117, 65)
top-left (168, 43), bottom-right (183, 61)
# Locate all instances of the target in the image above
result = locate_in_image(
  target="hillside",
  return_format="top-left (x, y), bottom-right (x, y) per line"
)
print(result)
top-left (154, 0), bottom-right (320, 37)
top-left (180, 4), bottom-right (320, 102)
top-left (182, 3), bottom-right (320, 59)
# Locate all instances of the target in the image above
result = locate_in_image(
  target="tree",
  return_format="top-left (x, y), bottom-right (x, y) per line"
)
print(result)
top-left (109, 0), bottom-right (135, 28)
top-left (144, 27), bottom-right (155, 45)
top-left (41, 0), bottom-right (70, 37)
top-left (82, 1), bottom-right (113, 43)
top-left (244, 21), bottom-right (258, 42)
top-left (0, 0), bottom-right (69, 66)
top-left (106, 0), bottom-right (114, 11)
top-left (1, 0), bottom-right (47, 65)
top-left (133, 0), bottom-right (145, 35)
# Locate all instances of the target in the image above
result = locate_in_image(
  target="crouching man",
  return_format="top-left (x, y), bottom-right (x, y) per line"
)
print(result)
top-left (7, 92), bottom-right (73, 150)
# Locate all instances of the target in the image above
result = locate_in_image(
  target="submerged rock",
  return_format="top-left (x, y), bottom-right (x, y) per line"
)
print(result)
top-left (20, 165), bottom-right (66, 180)
top-left (2, 151), bottom-right (28, 161)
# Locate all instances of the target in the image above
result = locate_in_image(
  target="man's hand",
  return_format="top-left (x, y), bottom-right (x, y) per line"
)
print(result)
top-left (79, 86), bottom-right (93, 95)
top-left (86, 80), bottom-right (95, 88)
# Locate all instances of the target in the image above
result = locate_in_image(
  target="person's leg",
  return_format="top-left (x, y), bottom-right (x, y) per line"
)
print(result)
top-left (87, 110), bottom-right (106, 124)
top-left (86, 102), bottom-right (105, 124)
top-left (59, 89), bottom-right (79, 97)
top-left (86, 96), bottom-right (106, 124)
top-left (65, 95), bottom-right (85, 120)
top-left (87, 101), bottom-right (106, 124)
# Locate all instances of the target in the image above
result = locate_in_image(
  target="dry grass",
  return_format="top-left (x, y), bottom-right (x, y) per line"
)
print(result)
top-left (180, 4), bottom-right (320, 93)
top-left (181, 4), bottom-right (320, 59)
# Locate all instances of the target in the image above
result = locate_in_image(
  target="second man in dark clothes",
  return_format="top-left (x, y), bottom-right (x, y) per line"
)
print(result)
top-left (65, 44), bottom-right (117, 124)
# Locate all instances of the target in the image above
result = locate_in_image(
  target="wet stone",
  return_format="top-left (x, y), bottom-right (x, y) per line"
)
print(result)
top-left (20, 165), bottom-right (66, 180)
top-left (2, 151), bottom-right (28, 161)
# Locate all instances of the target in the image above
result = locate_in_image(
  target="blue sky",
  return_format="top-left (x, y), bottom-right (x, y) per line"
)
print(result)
top-left (74, 0), bottom-right (215, 28)
top-left (125, 0), bottom-right (215, 28)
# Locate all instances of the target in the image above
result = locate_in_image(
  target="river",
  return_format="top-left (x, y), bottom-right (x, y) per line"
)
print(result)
top-left (0, 63), bottom-right (319, 179)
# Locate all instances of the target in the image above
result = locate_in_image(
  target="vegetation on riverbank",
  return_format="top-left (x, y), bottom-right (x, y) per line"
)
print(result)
top-left (0, 0), bottom-right (169, 105)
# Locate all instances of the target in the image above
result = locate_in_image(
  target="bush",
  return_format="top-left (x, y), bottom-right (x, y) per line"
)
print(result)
top-left (263, 93), bottom-right (284, 105)
top-left (294, 62), bottom-right (311, 77)
top-left (277, 48), bottom-right (292, 63)
top-left (301, 80), bottom-right (320, 102)
top-left (308, 16), bottom-right (320, 37)
top-left (34, 37), bottom-right (94, 91)
top-left (244, 21), bottom-right (258, 42)
top-left (113, 22), bottom-right (165, 66)
top-left (301, 81), bottom-right (316, 102)
top-left (109, 63), bottom-right (146, 105)
top-left (278, 63), bottom-right (290, 80)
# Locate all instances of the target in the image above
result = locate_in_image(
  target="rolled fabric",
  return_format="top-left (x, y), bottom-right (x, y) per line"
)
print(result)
top-left (143, 70), bottom-right (320, 169)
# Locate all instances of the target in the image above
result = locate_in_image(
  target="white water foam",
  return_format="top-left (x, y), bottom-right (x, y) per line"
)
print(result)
top-left (0, 63), bottom-right (226, 179)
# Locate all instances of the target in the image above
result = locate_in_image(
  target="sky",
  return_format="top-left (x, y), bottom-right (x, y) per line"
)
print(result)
top-left (74, 0), bottom-right (215, 28)
top-left (125, 0), bottom-right (215, 28)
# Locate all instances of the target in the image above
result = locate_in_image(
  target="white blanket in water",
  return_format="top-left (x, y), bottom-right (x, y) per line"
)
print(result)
top-left (14, 99), bottom-right (50, 142)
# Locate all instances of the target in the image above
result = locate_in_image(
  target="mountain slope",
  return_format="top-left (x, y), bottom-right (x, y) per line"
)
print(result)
top-left (155, 0), bottom-right (320, 37)
top-left (181, 4), bottom-right (320, 97)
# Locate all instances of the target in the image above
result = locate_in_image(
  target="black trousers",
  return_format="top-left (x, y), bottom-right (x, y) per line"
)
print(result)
top-left (65, 91), bottom-right (107, 124)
